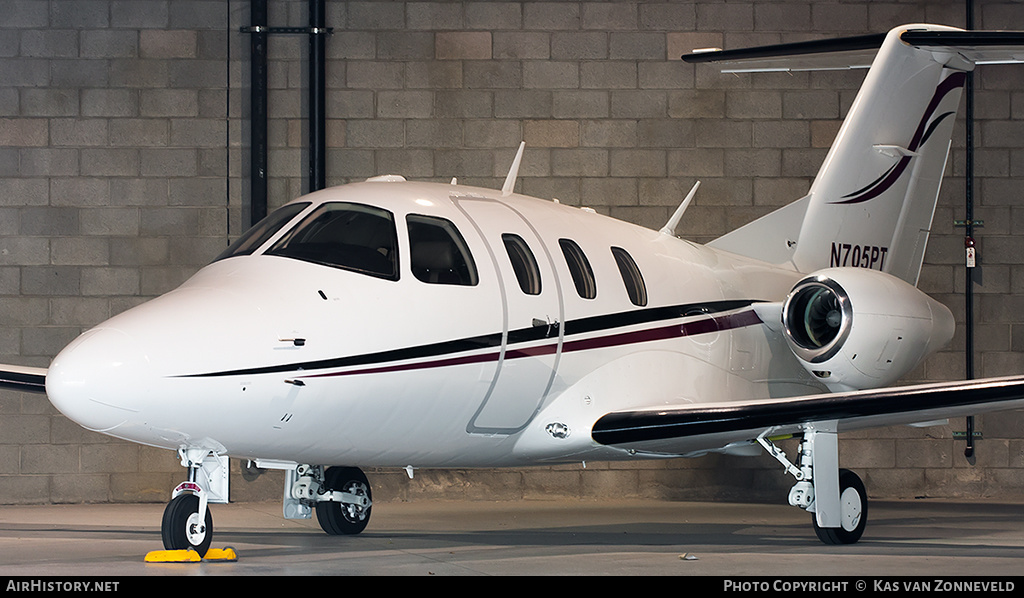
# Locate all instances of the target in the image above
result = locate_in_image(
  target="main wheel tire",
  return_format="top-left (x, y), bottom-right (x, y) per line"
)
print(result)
top-left (161, 493), bottom-right (213, 556)
top-left (316, 466), bottom-right (372, 536)
top-left (812, 468), bottom-right (868, 545)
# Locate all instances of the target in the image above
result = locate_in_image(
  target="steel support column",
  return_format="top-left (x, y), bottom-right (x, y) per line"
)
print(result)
top-left (308, 0), bottom-right (327, 193)
top-left (248, 0), bottom-right (269, 227)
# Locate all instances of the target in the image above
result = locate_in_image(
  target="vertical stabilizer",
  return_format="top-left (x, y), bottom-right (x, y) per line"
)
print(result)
top-left (696, 25), bottom-right (1024, 286)
top-left (791, 25), bottom-right (965, 285)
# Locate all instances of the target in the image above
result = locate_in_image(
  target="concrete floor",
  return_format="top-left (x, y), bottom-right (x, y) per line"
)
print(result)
top-left (0, 498), bottom-right (1022, 577)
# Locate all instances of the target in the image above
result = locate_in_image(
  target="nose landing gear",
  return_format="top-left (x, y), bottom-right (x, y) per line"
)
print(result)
top-left (161, 492), bottom-right (213, 556)
top-left (158, 448), bottom-right (229, 558)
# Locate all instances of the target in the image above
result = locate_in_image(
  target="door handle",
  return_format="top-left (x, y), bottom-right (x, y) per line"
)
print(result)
top-left (532, 318), bottom-right (560, 338)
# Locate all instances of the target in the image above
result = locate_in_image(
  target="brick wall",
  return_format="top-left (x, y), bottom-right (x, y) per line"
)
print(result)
top-left (1, 0), bottom-right (1023, 506)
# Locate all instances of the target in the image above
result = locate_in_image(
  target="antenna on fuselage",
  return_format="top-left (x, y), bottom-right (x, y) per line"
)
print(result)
top-left (501, 141), bottom-right (526, 197)
top-left (659, 180), bottom-right (701, 237)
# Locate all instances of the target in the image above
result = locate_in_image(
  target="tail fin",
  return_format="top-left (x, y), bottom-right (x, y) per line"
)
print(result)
top-left (695, 24), bottom-right (1024, 285)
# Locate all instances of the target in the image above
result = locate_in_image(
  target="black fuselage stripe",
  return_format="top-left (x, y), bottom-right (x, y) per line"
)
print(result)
top-left (179, 299), bottom-right (762, 378)
top-left (303, 309), bottom-right (763, 380)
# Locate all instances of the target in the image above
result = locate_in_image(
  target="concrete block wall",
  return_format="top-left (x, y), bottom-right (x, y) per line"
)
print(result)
top-left (1, 0), bottom-right (1023, 507)
top-left (0, 0), bottom-right (232, 504)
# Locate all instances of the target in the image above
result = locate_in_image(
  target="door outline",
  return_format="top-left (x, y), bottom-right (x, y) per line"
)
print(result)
top-left (453, 196), bottom-right (564, 435)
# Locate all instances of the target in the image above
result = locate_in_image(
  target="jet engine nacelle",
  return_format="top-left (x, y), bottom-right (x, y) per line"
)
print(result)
top-left (781, 268), bottom-right (955, 392)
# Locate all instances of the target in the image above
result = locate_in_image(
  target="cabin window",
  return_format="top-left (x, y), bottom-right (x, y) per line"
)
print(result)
top-left (407, 215), bottom-right (478, 286)
top-left (611, 247), bottom-right (647, 306)
top-left (266, 202), bottom-right (399, 281)
top-left (212, 202), bottom-right (310, 263)
top-left (502, 234), bottom-right (541, 295)
top-left (559, 238), bottom-right (596, 299)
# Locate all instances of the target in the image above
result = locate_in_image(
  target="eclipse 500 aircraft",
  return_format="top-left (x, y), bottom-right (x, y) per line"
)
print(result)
top-left (5, 23), bottom-right (1024, 554)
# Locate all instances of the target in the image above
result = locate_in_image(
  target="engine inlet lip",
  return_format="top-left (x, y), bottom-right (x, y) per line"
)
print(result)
top-left (782, 275), bottom-right (853, 364)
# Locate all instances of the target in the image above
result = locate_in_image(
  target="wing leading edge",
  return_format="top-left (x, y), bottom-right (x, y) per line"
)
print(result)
top-left (591, 376), bottom-right (1024, 454)
top-left (0, 365), bottom-right (47, 394)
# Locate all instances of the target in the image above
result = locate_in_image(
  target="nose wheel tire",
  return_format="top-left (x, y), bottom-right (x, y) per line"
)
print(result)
top-left (161, 493), bottom-right (213, 557)
top-left (812, 468), bottom-right (868, 545)
top-left (316, 466), bottom-right (372, 535)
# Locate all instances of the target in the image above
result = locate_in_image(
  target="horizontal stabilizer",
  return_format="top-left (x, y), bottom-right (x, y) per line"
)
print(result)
top-left (682, 33), bottom-right (882, 72)
top-left (901, 29), bottom-right (1024, 64)
top-left (683, 28), bottom-right (1024, 73)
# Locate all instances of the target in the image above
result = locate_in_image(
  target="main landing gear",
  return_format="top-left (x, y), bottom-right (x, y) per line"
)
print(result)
top-left (283, 463), bottom-right (373, 535)
top-left (757, 421), bottom-right (868, 545)
top-left (314, 466), bottom-right (373, 535)
top-left (813, 469), bottom-right (868, 545)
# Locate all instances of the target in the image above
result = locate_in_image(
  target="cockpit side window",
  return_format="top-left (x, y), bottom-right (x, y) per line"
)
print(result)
top-left (407, 214), bottom-right (478, 286)
top-left (502, 234), bottom-right (541, 295)
top-left (559, 238), bottom-right (597, 299)
top-left (266, 202), bottom-right (399, 280)
top-left (611, 246), bottom-right (647, 306)
top-left (212, 202), bottom-right (310, 263)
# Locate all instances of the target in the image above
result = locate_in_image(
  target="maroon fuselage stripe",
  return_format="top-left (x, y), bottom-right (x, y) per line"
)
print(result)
top-left (302, 309), bottom-right (762, 380)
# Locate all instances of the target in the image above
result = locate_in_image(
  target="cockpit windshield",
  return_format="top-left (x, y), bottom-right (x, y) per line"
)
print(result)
top-left (212, 202), bottom-right (310, 263)
top-left (265, 202), bottom-right (399, 281)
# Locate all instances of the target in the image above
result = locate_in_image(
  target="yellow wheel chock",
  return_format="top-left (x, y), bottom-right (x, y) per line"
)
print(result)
top-left (144, 547), bottom-right (237, 563)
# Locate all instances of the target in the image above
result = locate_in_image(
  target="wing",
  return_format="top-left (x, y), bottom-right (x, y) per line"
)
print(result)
top-left (0, 364), bottom-right (47, 394)
top-left (592, 376), bottom-right (1024, 455)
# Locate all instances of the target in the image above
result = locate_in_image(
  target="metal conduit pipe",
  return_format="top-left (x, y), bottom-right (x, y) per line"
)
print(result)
top-left (241, 0), bottom-right (331, 226)
top-left (308, 0), bottom-right (327, 193)
top-left (248, 0), bottom-right (269, 227)
top-left (964, 0), bottom-right (976, 461)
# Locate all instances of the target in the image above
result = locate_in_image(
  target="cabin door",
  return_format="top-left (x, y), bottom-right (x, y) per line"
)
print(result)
top-left (455, 196), bottom-right (563, 434)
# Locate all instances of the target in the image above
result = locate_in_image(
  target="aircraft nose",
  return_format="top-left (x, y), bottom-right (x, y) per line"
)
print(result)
top-left (46, 327), bottom-right (151, 433)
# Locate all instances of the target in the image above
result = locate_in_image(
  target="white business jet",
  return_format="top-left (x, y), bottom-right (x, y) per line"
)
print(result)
top-left (4, 24), bottom-right (1024, 554)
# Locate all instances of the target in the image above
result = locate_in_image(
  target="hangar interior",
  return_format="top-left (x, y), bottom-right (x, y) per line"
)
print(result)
top-left (1, 0), bottom-right (1024, 506)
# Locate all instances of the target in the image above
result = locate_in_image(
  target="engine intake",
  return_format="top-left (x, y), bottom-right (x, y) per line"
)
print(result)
top-left (783, 276), bottom-right (852, 364)
top-left (781, 268), bottom-right (954, 392)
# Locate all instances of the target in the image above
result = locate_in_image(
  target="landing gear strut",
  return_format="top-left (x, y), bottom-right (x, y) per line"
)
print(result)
top-left (160, 448), bottom-right (229, 557)
top-left (757, 421), bottom-right (868, 544)
top-left (161, 493), bottom-right (212, 556)
top-left (279, 463), bottom-right (374, 535)
top-left (316, 466), bottom-right (372, 535)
